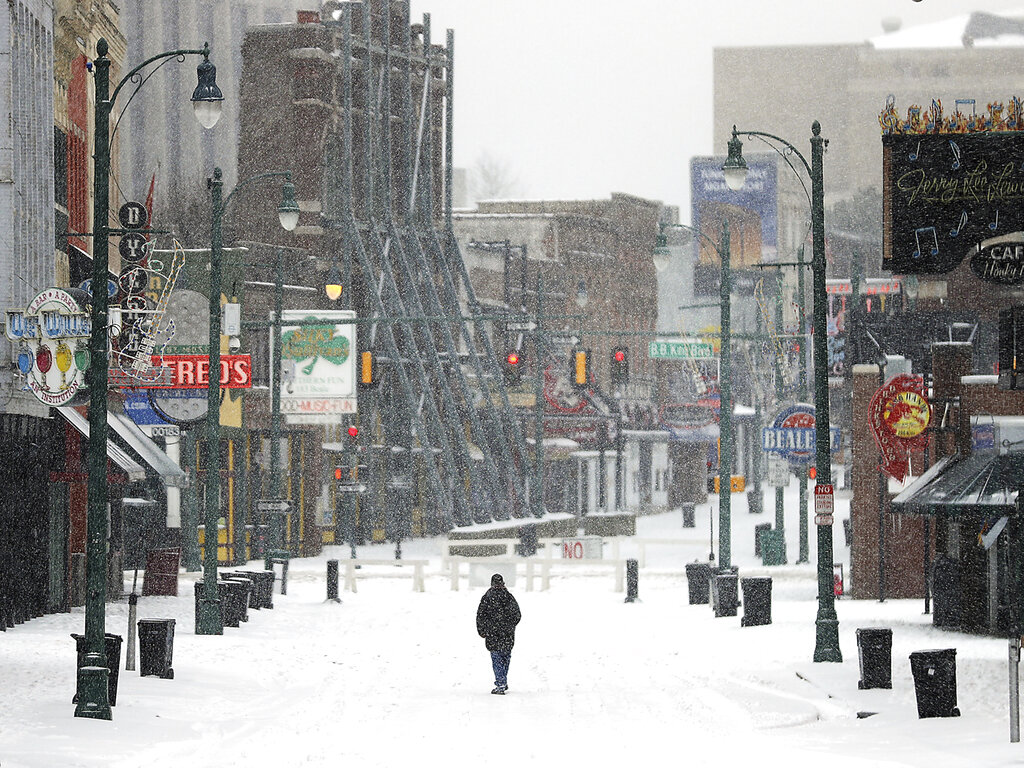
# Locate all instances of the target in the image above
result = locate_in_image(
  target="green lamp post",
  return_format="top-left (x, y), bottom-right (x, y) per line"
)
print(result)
top-left (722, 121), bottom-right (841, 662)
top-left (654, 220), bottom-right (733, 568)
top-left (78, 37), bottom-right (223, 721)
top-left (195, 169), bottom-right (299, 636)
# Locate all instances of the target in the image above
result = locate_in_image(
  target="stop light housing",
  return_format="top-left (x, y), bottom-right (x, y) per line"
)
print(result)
top-left (502, 350), bottom-right (523, 385)
top-left (610, 346), bottom-right (629, 386)
top-left (359, 350), bottom-right (377, 388)
top-left (571, 348), bottom-right (590, 390)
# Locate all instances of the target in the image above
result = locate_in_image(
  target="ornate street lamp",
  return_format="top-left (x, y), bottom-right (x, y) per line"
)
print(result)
top-left (654, 221), bottom-right (734, 568)
top-left (722, 121), bottom-right (842, 663)
top-left (195, 168), bottom-right (298, 635)
top-left (78, 37), bottom-right (223, 721)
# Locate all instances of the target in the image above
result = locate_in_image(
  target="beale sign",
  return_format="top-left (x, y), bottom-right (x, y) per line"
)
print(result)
top-left (762, 403), bottom-right (841, 465)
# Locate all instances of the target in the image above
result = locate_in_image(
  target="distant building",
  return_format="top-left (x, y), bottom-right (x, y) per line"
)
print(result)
top-left (116, 0), bottom-right (309, 208)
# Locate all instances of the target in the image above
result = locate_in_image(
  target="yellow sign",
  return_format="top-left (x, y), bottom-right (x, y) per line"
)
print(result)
top-left (883, 390), bottom-right (930, 438)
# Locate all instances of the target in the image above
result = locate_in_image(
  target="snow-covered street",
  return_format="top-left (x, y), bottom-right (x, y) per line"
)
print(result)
top-left (2, 484), bottom-right (1022, 768)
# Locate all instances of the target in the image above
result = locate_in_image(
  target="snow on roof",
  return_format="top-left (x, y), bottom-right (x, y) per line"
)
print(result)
top-left (871, 10), bottom-right (1024, 49)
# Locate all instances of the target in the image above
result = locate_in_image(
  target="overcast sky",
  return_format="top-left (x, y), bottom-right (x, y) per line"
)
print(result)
top-left (409, 1), bottom-right (1024, 213)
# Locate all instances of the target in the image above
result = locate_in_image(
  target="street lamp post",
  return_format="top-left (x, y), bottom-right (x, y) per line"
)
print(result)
top-left (195, 169), bottom-right (299, 636)
top-left (78, 37), bottom-right (223, 720)
top-left (654, 220), bottom-right (733, 568)
top-left (723, 120), bottom-right (842, 662)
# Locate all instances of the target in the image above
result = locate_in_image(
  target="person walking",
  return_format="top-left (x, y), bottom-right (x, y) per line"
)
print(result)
top-left (476, 573), bottom-right (521, 695)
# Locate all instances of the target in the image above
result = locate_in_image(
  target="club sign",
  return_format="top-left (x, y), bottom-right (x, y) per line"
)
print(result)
top-left (5, 288), bottom-right (92, 406)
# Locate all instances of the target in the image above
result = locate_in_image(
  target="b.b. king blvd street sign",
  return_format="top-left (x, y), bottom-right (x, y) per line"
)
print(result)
top-left (648, 339), bottom-right (714, 360)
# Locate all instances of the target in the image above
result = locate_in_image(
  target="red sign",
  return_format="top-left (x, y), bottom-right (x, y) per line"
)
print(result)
top-left (868, 373), bottom-right (930, 482)
top-left (146, 355), bottom-right (252, 389)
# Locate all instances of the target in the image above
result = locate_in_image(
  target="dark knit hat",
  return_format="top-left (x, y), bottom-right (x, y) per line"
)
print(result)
top-left (491, 573), bottom-right (504, 587)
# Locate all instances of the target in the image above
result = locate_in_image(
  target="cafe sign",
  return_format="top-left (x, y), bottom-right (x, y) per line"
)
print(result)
top-left (969, 234), bottom-right (1024, 284)
top-left (5, 288), bottom-right (91, 406)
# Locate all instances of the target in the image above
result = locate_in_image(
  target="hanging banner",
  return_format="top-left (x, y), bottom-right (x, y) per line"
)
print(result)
top-left (868, 373), bottom-right (931, 482)
top-left (279, 310), bottom-right (357, 423)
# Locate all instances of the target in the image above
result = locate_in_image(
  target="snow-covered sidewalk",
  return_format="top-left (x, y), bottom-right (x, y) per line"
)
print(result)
top-left (1, 484), bottom-right (1021, 767)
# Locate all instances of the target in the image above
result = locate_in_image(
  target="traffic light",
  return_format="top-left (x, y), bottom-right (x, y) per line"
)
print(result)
top-left (359, 350), bottom-right (377, 388)
top-left (502, 349), bottom-right (523, 385)
top-left (347, 425), bottom-right (359, 439)
top-left (610, 346), bottom-right (629, 386)
top-left (571, 348), bottom-right (590, 390)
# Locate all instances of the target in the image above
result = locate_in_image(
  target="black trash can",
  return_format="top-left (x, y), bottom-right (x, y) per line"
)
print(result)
top-left (224, 572), bottom-right (260, 610)
top-left (137, 619), bottom-right (175, 679)
top-left (681, 503), bottom-right (696, 528)
top-left (909, 648), bottom-right (960, 718)
top-left (740, 577), bottom-right (772, 627)
top-left (711, 566), bottom-right (739, 618)
top-left (685, 562), bottom-right (712, 605)
top-left (219, 579), bottom-right (250, 626)
top-left (932, 555), bottom-right (960, 628)
top-left (518, 524), bottom-right (538, 556)
top-left (856, 627), bottom-right (893, 689)
top-left (236, 570), bottom-right (274, 609)
top-left (71, 633), bottom-right (123, 706)
top-left (754, 523), bottom-right (772, 557)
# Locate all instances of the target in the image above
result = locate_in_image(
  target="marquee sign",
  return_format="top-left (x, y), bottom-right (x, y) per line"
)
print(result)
top-left (880, 96), bottom-right (1024, 278)
top-left (868, 373), bottom-right (930, 482)
top-left (762, 403), bottom-right (841, 465)
top-left (5, 288), bottom-right (91, 406)
top-left (146, 354), bottom-right (252, 389)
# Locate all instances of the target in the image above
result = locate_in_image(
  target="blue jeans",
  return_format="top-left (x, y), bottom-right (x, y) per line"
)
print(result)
top-left (490, 650), bottom-right (512, 689)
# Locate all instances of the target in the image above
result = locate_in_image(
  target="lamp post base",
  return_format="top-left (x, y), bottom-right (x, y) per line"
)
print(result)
top-left (73, 665), bottom-right (112, 720)
top-left (196, 598), bottom-right (223, 635)
top-left (813, 616), bottom-right (843, 662)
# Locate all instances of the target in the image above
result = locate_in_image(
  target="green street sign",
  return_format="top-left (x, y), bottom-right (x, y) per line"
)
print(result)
top-left (648, 339), bottom-right (714, 360)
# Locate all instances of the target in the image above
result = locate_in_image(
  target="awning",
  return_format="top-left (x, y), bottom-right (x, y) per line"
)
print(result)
top-left (890, 452), bottom-right (1024, 517)
top-left (107, 412), bottom-right (187, 487)
top-left (56, 407), bottom-right (146, 482)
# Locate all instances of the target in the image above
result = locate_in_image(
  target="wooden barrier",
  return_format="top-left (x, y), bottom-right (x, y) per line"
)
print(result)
top-left (343, 559), bottom-right (428, 593)
top-left (445, 556), bottom-right (625, 593)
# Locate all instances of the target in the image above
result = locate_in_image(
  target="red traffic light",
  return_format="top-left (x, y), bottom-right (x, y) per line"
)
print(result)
top-left (808, 466), bottom-right (817, 480)
top-left (334, 467), bottom-right (343, 481)
top-left (347, 425), bottom-right (359, 439)
top-left (614, 349), bottom-right (626, 363)
top-left (507, 352), bottom-right (519, 366)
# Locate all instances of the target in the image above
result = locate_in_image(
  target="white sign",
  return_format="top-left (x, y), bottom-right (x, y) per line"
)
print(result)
top-left (257, 499), bottom-right (292, 514)
top-left (766, 455), bottom-right (790, 488)
top-left (278, 310), bottom-right (357, 424)
top-left (814, 484), bottom-right (834, 525)
top-left (561, 537), bottom-right (602, 559)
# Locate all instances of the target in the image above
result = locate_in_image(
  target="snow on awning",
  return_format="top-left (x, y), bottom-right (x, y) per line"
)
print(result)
top-left (890, 452), bottom-right (1024, 517)
top-left (56, 407), bottom-right (146, 482)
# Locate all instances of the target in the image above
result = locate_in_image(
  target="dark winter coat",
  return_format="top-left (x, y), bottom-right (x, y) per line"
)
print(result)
top-left (476, 585), bottom-right (521, 652)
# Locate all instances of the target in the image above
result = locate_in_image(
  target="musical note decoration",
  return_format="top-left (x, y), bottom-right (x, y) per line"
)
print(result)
top-left (912, 227), bottom-right (939, 260)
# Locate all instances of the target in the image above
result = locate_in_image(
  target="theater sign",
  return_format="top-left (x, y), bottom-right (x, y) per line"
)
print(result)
top-left (5, 288), bottom-right (91, 406)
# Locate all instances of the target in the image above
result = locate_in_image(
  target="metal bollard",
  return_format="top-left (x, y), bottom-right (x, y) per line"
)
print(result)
top-left (327, 560), bottom-right (340, 603)
top-left (625, 558), bottom-right (639, 603)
